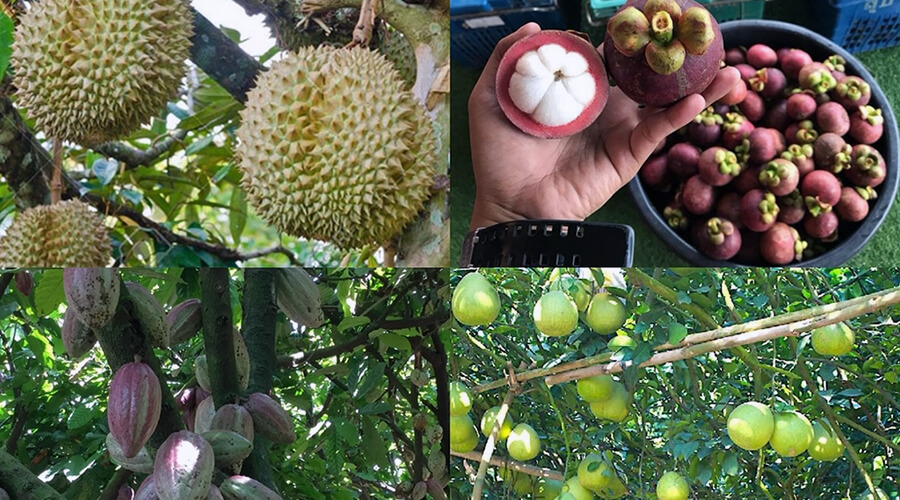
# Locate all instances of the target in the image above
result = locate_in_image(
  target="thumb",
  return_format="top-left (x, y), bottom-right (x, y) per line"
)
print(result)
top-left (470, 23), bottom-right (542, 107)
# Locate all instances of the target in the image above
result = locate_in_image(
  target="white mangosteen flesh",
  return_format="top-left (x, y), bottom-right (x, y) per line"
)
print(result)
top-left (508, 44), bottom-right (597, 127)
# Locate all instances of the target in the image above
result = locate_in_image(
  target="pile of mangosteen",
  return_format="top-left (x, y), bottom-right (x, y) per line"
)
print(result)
top-left (492, 0), bottom-right (889, 265)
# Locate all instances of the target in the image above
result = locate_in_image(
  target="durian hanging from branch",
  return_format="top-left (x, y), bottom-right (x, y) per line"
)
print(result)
top-left (11, 0), bottom-right (194, 145)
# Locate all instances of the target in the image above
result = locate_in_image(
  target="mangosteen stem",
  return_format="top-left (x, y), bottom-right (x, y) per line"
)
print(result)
top-left (650, 10), bottom-right (674, 44)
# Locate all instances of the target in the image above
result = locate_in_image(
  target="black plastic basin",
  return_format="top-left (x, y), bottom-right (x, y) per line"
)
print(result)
top-left (628, 20), bottom-right (900, 266)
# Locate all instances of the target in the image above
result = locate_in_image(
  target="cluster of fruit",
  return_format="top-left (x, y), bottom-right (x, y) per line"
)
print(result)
top-left (641, 40), bottom-right (889, 264)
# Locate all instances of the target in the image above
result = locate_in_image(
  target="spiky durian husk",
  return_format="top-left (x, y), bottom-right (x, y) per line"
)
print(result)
top-left (12, 0), bottom-right (193, 145)
top-left (0, 200), bottom-right (112, 267)
top-left (236, 46), bottom-right (436, 249)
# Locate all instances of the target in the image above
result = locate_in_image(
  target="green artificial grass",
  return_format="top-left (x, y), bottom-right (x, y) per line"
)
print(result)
top-left (450, 0), bottom-right (900, 266)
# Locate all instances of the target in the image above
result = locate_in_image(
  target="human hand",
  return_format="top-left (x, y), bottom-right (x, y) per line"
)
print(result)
top-left (467, 22), bottom-right (741, 230)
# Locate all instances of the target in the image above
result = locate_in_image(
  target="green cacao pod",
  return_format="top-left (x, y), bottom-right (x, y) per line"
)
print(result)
top-left (274, 269), bottom-right (324, 327)
top-left (134, 475), bottom-right (156, 500)
top-left (243, 392), bottom-right (296, 444)
top-left (195, 329), bottom-right (249, 393)
top-left (201, 430), bottom-right (254, 468)
top-left (63, 268), bottom-right (121, 329)
top-left (219, 476), bottom-right (283, 500)
top-left (167, 298), bottom-right (202, 345)
top-left (211, 404), bottom-right (255, 443)
top-left (108, 360), bottom-right (161, 458)
top-left (106, 432), bottom-right (154, 474)
top-left (194, 355), bottom-right (212, 393)
top-left (194, 395), bottom-right (216, 434)
top-left (153, 430), bottom-right (215, 500)
top-left (207, 485), bottom-right (224, 500)
top-left (62, 307), bottom-right (96, 359)
top-left (126, 281), bottom-right (169, 348)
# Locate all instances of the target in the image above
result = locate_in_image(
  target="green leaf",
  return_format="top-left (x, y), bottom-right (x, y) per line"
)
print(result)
top-left (723, 452), bottom-right (739, 476)
top-left (35, 270), bottom-right (65, 316)
top-left (378, 333), bottom-right (411, 352)
top-left (668, 323), bottom-right (688, 345)
top-left (362, 416), bottom-right (390, 469)
top-left (229, 188), bottom-right (247, 244)
top-left (359, 402), bottom-right (391, 415)
top-left (0, 14), bottom-right (13, 81)
top-left (91, 158), bottom-right (118, 186)
top-left (184, 135), bottom-right (214, 155)
top-left (67, 406), bottom-right (94, 430)
top-left (355, 362), bottom-right (386, 399)
top-left (337, 316), bottom-right (370, 333)
top-left (331, 416), bottom-right (359, 445)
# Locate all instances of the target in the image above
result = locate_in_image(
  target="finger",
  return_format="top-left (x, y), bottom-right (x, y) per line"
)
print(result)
top-left (470, 23), bottom-right (541, 108)
top-left (629, 93), bottom-right (706, 163)
top-left (700, 66), bottom-right (742, 107)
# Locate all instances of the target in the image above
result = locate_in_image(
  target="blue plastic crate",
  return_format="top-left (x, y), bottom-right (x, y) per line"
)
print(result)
top-left (814, 0), bottom-right (900, 53)
top-left (450, 3), bottom-right (565, 67)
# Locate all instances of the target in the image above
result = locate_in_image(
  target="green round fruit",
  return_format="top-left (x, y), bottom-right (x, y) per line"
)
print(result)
top-left (656, 471), bottom-right (690, 500)
top-left (507, 423), bottom-right (541, 461)
top-left (553, 494), bottom-right (578, 500)
top-left (585, 292), bottom-right (627, 334)
top-left (577, 375), bottom-right (615, 402)
top-left (450, 381), bottom-right (473, 417)
top-left (533, 291), bottom-right (579, 337)
top-left (808, 420), bottom-right (844, 461)
top-left (513, 475), bottom-right (536, 495)
top-left (811, 322), bottom-right (855, 356)
top-left (450, 414), bottom-right (476, 444)
top-left (607, 335), bottom-right (636, 351)
top-left (769, 411), bottom-right (814, 457)
top-left (452, 273), bottom-right (501, 326)
top-left (601, 474), bottom-right (627, 499)
top-left (562, 477), bottom-right (594, 500)
top-left (589, 382), bottom-right (630, 422)
top-left (555, 276), bottom-right (592, 312)
top-left (577, 453), bottom-right (614, 492)
top-left (480, 406), bottom-right (514, 439)
top-left (450, 431), bottom-right (479, 453)
top-left (727, 401), bottom-right (774, 451)
top-left (537, 479), bottom-right (564, 500)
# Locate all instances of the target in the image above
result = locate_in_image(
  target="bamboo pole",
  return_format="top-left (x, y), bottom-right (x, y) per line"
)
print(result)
top-left (451, 450), bottom-right (565, 481)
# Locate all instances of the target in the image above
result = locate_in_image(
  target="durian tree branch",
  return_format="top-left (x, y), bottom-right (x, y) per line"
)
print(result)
top-left (0, 449), bottom-right (65, 500)
top-left (189, 10), bottom-right (265, 103)
top-left (76, 192), bottom-right (301, 266)
top-left (0, 96), bottom-right (52, 209)
top-left (94, 130), bottom-right (188, 169)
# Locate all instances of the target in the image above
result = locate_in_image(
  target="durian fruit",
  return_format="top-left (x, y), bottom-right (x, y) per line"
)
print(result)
top-left (236, 46), bottom-right (436, 250)
top-left (12, 0), bottom-right (193, 145)
top-left (0, 200), bottom-right (112, 267)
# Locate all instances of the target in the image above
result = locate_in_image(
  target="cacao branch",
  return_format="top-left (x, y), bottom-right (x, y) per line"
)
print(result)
top-left (0, 449), bottom-right (64, 500)
top-left (198, 269), bottom-right (241, 407)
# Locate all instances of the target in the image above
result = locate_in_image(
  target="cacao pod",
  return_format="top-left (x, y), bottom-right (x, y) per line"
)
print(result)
top-left (108, 360), bottom-right (161, 459)
top-left (176, 386), bottom-right (198, 413)
top-left (106, 432), bottom-right (154, 474)
top-left (168, 298), bottom-right (202, 345)
top-left (426, 478), bottom-right (448, 500)
top-left (153, 430), bottom-right (215, 500)
top-left (63, 268), bottom-right (121, 329)
top-left (134, 475), bottom-right (157, 500)
top-left (125, 282), bottom-right (168, 348)
top-left (243, 392), bottom-right (296, 444)
top-left (211, 404), bottom-right (255, 443)
top-left (206, 485), bottom-right (224, 500)
top-left (14, 270), bottom-right (33, 296)
top-left (62, 307), bottom-right (96, 359)
top-left (194, 394), bottom-right (216, 434)
top-left (118, 484), bottom-right (135, 500)
top-left (195, 355), bottom-right (212, 393)
top-left (274, 268), bottom-right (324, 327)
top-left (219, 476), bottom-right (282, 500)
top-left (201, 430), bottom-right (254, 468)
top-left (233, 328), bottom-right (250, 392)
top-left (0, 487), bottom-right (9, 500)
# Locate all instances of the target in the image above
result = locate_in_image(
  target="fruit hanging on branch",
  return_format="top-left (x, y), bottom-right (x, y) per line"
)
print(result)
top-left (243, 393), bottom-right (297, 445)
top-left (495, 30), bottom-right (609, 138)
top-left (125, 282), bottom-right (169, 348)
top-left (810, 322), bottom-right (855, 356)
top-left (726, 401), bottom-right (774, 451)
top-left (656, 471), bottom-right (690, 500)
top-left (533, 291), bottom-right (579, 337)
top-left (62, 308), bottom-right (97, 360)
top-left (219, 475), bottom-right (283, 500)
top-left (506, 423), bottom-right (541, 461)
top-left (0, 200), bottom-right (112, 267)
top-left (107, 359), bottom-right (162, 459)
top-left (604, 0), bottom-right (724, 107)
top-left (480, 406), bottom-right (514, 439)
top-left (274, 269), bottom-right (324, 328)
top-left (235, 46), bottom-right (436, 250)
top-left (11, 0), bottom-right (193, 145)
top-left (168, 299), bottom-right (203, 346)
top-left (808, 420), bottom-right (845, 461)
top-left (769, 410), bottom-right (814, 457)
top-left (452, 273), bottom-right (501, 326)
top-left (153, 430), bottom-right (215, 500)
top-left (585, 292), bottom-right (627, 334)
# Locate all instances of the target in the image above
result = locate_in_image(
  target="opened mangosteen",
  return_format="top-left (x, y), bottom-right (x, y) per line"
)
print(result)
top-left (496, 30), bottom-right (609, 138)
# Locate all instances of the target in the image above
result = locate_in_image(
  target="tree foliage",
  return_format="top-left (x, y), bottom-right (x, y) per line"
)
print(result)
top-left (451, 268), bottom-right (900, 499)
top-left (0, 268), bottom-right (450, 499)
